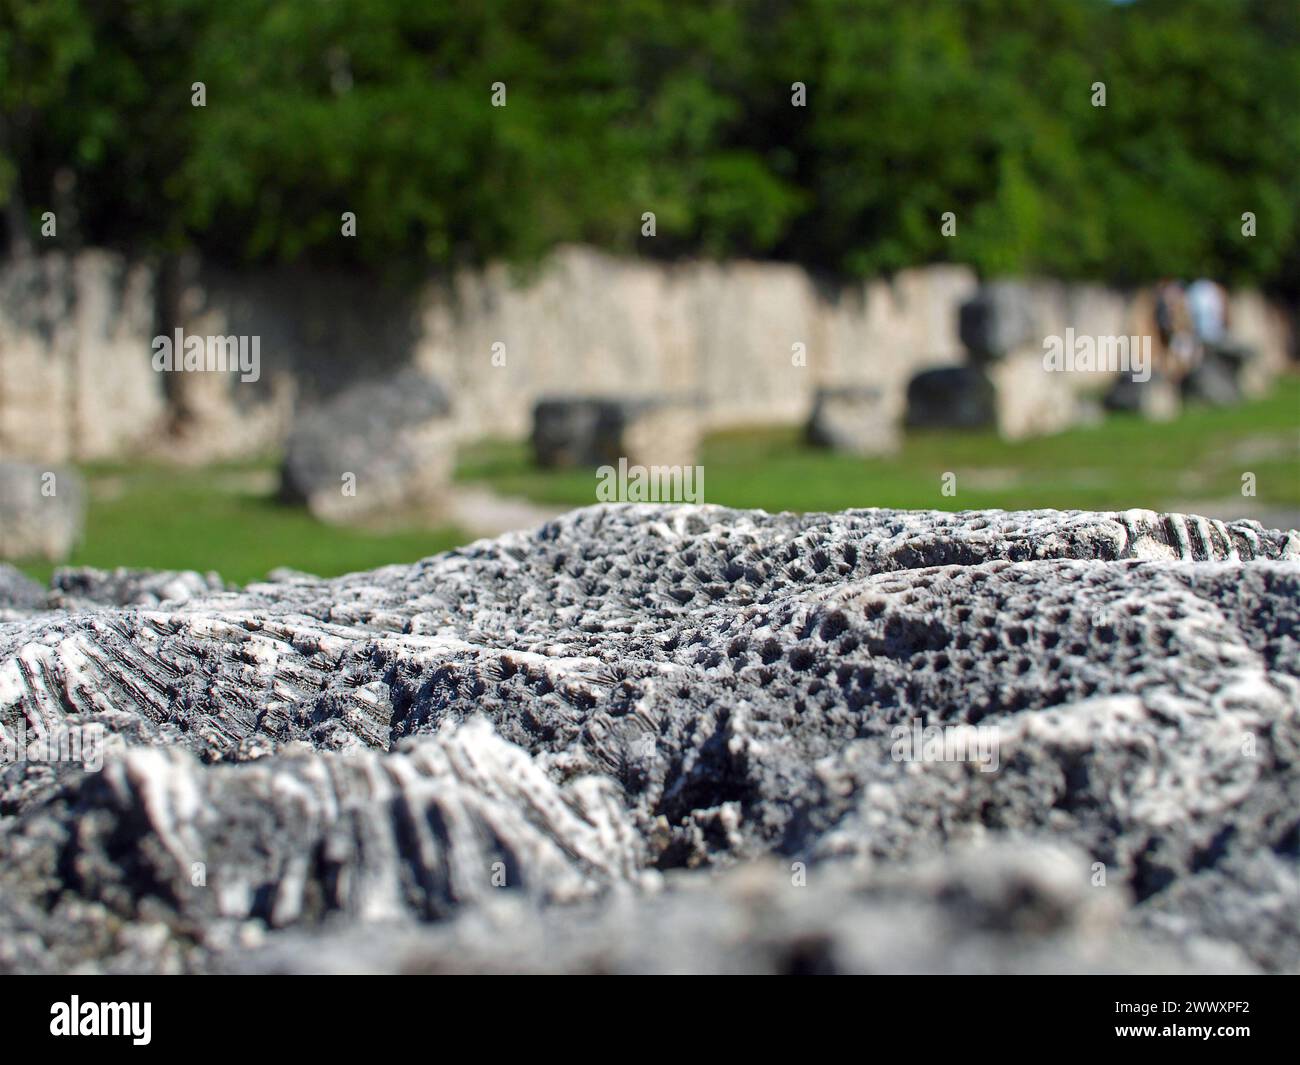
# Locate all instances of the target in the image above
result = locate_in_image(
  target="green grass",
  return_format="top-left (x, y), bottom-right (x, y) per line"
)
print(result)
top-left (460, 376), bottom-right (1300, 514)
top-left (13, 378), bottom-right (1299, 587)
top-left (18, 462), bottom-right (467, 587)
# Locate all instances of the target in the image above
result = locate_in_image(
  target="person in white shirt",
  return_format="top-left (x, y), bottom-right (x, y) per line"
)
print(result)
top-left (1187, 278), bottom-right (1228, 348)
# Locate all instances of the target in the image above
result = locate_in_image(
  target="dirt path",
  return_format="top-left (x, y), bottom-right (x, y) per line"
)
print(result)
top-left (448, 485), bottom-right (569, 538)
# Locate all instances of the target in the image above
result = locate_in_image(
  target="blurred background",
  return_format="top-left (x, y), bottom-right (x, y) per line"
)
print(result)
top-left (1, 0), bottom-right (1297, 585)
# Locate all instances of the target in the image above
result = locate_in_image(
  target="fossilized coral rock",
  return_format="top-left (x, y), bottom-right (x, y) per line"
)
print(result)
top-left (1, 505), bottom-right (1297, 973)
top-left (0, 565), bottom-right (45, 622)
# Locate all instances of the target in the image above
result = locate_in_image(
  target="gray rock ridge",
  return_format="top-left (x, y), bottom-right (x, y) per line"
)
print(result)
top-left (227, 842), bottom-right (1258, 976)
top-left (0, 504), bottom-right (1297, 973)
top-left (0, 565), bottom-right (231, 622)
top-left (0, 565), bottom-right (46, 620)
top-left (48, 566), bottom-right (231, 609)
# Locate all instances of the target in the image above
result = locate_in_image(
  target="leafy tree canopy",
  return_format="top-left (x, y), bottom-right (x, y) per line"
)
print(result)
top-left (2, 0), bottom-right (1296, 291)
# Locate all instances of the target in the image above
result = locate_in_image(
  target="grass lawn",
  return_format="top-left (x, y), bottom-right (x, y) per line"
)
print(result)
top-left (459, 375), bottom-right (1300, 514)
top-left (12, 377), bottom-right (1299, 587)
top-left (17, 465), bottom-right (467, 587)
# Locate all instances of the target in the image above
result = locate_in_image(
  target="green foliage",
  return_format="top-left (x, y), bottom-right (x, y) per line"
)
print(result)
top-left (2, 0), bottom-right (1297, 288)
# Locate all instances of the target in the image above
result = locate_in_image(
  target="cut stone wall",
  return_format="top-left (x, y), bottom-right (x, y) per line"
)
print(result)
top-left (415, 247), bottom-right (982, 437)
top-left (0, 246), bottom-right (1293, 464)
top-left (0, 251), bottom-right (163, 463)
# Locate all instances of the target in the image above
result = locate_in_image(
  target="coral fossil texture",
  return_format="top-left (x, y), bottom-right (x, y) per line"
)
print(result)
top-left (0, 505), bottom-right (1297, 974)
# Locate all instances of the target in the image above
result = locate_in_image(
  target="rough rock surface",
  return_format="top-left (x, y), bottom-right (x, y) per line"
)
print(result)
top-left (48, 567), bottom-right (230, 609)
top-left (1, 505), bottom-right (1297, 974)
top-left (0, 565), bottom-right (44, 609)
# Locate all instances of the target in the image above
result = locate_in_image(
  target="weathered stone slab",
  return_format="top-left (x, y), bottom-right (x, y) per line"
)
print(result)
top-left (987, 348), bottom-right (1085, 440)
top-left (904, 365), bottom-right (997, 430)
top-left (1182, 352), bottom-right (1242, 407)
top-left (1105, 370), bottom-right (1182, 421)
top-left (959, 281), bottom-right (1039, 361)
top-left (0, 461), bottom-right (85, 562)
top-left (531, 396), bottom-right (700, 469)
top-left (280, 370), bottom-right (454, 526)
top-left (805, 386), bottom-right (900, 456)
